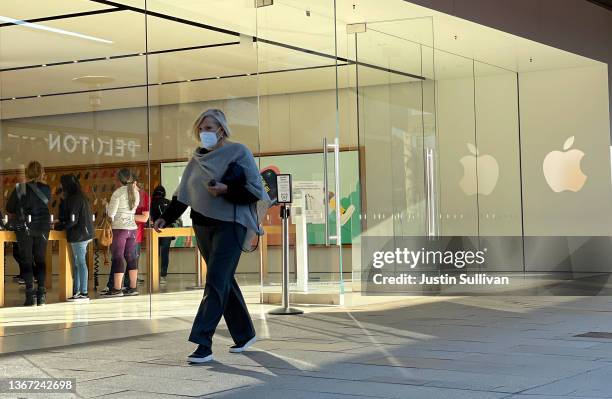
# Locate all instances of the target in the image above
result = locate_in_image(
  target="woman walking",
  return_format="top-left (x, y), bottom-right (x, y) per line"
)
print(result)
top-left (56, 174), bottom-right (94, 301)
top-left (6, 161), bottom-right (51, 306)
top-left (154, 109), bottom-right (269, 363)
top-left (103, 168), bottom-right (140, 297)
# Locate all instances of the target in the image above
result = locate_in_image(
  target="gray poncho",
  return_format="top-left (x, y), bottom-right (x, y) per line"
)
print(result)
top-left (176, 142), bottom-right (271, 247)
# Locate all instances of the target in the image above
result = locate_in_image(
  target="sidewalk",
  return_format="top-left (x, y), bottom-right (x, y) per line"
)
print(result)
top-left (3, 296), bottom-right (612, 398)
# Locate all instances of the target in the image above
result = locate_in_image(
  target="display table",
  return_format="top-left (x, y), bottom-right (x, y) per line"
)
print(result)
top-left (0, 227), bottom-right (206, 307)
top-left (145, 227), bottom-right (206, 293)
top-left (0, 230), bottom-right (71, 306)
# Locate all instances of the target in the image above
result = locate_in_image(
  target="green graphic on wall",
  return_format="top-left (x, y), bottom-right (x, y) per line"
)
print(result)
top-left (161, 150), bottom-right (362, 246)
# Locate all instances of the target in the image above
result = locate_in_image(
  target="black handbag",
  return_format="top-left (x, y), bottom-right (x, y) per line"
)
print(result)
top-left (218, 162), bottom-right (260, 252)
top-left (220, 162), bottom-right (247, 204)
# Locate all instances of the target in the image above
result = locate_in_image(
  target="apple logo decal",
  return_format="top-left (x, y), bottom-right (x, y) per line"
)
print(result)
top-left (543, 136), bottom-right (587, 193)
top-left (459, 143), bottom-right (499, 196)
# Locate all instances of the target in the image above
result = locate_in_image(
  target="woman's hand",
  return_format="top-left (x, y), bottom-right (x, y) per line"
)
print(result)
top-left (153, 218), bottom-right (166, 233)
top-left (207, 182), bottom-right (228, 197)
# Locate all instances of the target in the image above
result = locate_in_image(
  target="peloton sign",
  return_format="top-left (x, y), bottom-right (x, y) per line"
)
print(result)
top-left (47, 132), bottom-right (141, 158)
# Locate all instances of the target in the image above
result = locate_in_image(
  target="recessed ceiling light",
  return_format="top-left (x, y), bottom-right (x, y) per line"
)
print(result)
top-left (0, 15), bottom-right (113, 44)
top-left (42, 64), bottom-right (47, 67)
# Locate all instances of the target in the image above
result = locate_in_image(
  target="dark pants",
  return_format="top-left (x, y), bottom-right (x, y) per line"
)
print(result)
top-left (106, 238), bottom-right (141, 289)
top-left (16, 232), bottom-right (48, 290)
top-left (159, 237), bottom-right (172, 277)
top-left (108, 229), bottom-right (138, 289)
top-left (189, 222), bottom-right (255, 348)
top-left (13, 242), bottom-right (22, 277)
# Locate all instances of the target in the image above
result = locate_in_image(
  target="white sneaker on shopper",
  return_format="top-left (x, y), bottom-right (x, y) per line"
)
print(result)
top-left (229, 336), bottom-right (257, 353)
top-left (75, 293), bottom-right (90, 302)
top-left (160, 276), bottom-right (167, 285)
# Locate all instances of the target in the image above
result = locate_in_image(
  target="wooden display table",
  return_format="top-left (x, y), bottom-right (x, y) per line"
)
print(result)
top-left (145, 227), bottom-right (206, 293)
top-left (0, 227), bottom-right (206, 307)
top-left (0, 230), bottom-right (71, 307)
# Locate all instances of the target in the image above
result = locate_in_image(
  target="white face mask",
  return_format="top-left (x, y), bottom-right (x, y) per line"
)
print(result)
top-left (199, 129), bottom-right (220, 149)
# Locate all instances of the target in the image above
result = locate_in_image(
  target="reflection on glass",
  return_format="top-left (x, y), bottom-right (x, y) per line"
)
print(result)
top-left (0, 1), bottom-right (149, 313)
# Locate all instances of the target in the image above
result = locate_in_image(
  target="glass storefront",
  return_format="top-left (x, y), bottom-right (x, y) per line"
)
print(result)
top-left (0, 0), bottom-right (609, 324)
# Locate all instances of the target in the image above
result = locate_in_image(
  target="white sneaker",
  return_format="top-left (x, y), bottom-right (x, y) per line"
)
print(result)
top-left (160, 276), bottom-right (167, 285)
top-left (229, 336), bottom-right (257, 353)
top-left (76, 293), bottom-right (90, 302)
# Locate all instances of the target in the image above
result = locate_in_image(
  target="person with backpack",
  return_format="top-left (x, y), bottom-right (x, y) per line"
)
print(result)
top-left (153, 109), bottom-right (270, 364)
top-left (6, 161), bottom-right (51, 306)
top-left (102, 168), bottom-right (140, 297)
top-left (151, 185), bottom-right (177, 285)
top-left (55, 174), bottom-right (94, 301)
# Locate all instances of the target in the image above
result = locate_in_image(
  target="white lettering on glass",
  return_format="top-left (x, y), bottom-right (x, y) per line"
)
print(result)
top-left (46, 132), bottom-right (140, 158)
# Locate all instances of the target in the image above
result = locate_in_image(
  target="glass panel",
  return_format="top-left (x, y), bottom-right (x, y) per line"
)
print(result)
top-left (256, 0), bottom-right (343, 304)
top-left (144, 1), bottom-right (260, 317)
top-left (344, 19), bottom-right (433, 295)
top-left (519, 60), bottom-right (612, 273)
top-left (434, 51), bottom-right (479, 250)
top-left (473, 62), bottom-right (523, 271)
top-left (0, 2), bottom-right (149, 320)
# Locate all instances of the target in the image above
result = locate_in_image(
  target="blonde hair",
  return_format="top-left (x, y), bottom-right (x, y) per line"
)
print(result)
top-left (191, 108), bottom-right (231, 141)
top-left (25, 161), bottom-right (44, 182)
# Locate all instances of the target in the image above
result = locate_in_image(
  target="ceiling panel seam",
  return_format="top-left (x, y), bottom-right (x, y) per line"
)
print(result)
top-left (85, 0), bottom-right (425, 80)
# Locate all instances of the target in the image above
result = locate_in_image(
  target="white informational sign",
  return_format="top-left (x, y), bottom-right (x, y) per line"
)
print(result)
top-left (293, 181), bottom-right (325, 224)
top-left (277, 174), bottom-right (292, 204)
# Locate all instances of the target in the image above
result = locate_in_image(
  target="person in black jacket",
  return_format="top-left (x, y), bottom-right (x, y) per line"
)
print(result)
top-left (6, 161), bottom-right (51, 306)
top-left (151, 185), bottom-right (175, 285)
top-left (56, 174), bottom-right (94, 301)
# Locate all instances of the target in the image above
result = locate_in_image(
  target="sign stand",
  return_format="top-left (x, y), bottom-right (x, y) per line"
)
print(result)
top-left (269, 174), bottom-right (303, 316)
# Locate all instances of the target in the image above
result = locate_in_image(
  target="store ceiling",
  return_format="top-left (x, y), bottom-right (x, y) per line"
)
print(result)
top-left (0, 0), bottom-right (602, 119)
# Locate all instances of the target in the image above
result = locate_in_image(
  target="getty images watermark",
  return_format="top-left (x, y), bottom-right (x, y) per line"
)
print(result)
top-left (371, 247), bottom-right (509, 286)
top-left (362, 236), bottom-right (612, 296)
top-left (360, 237), bottom-right (517, 295)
